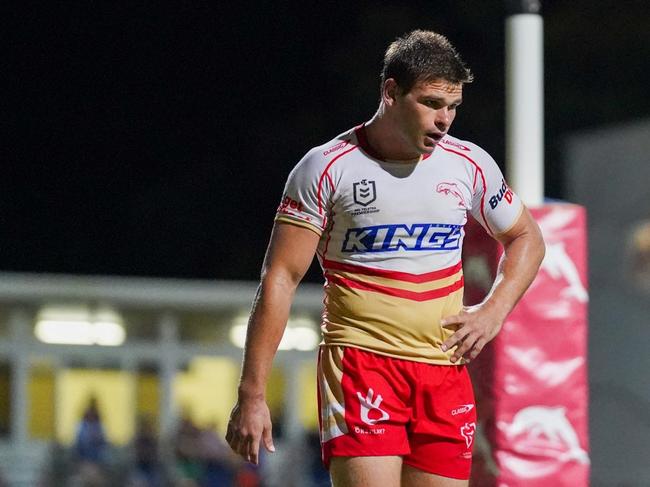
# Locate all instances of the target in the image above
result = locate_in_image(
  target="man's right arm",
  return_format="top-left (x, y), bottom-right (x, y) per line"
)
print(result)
top-left (225, 221), bottom-right (320, 464)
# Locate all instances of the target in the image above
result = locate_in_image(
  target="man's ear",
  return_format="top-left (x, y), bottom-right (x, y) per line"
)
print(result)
top-left (382, 78), bottom-right (400, 106)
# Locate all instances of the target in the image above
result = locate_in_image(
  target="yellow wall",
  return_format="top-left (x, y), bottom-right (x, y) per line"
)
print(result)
top-left (56, 369), bottom-right (135, 446)
top-left (29, 366), bottom-right (55, 439)
top-left (266, 366), bottom-right (285, 420)
top-left (19, 357), bottom-right (318, 444)
top-left (174, 356), bottom-right (239, 432)
top-left (172, 359), bottom-right (317, 433)
top-left (136, 373), bottom-right (159, 425)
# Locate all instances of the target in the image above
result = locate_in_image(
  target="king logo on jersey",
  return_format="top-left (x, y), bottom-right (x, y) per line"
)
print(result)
top-left (342, 223), bottom-right (462, 253)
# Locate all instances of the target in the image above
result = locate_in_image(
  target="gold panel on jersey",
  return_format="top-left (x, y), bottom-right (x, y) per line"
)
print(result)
top-left (322, 279), bottom-right (465, 365)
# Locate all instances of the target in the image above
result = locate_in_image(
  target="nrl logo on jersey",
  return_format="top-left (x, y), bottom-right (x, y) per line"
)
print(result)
top-left (353, 179), bottom-right (377, 207)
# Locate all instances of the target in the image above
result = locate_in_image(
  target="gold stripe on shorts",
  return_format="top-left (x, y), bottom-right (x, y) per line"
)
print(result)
top-left (319, 346), bottom-right (348, 442)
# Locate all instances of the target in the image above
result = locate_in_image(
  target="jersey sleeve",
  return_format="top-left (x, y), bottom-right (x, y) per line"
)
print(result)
top-left (275, 151), bottom-right (331, 236)
top-left (469, 146), bottom-right (523, 235)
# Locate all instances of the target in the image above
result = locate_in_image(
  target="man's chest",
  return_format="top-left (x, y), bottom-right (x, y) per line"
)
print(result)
top-left (331, 161), bottom-right (471, 225)
top-left (328, 161), bottom-right (472, 253)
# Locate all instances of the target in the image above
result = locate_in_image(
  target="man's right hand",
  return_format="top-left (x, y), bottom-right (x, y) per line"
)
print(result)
top-left (225, 395), bottom-right (275, 464)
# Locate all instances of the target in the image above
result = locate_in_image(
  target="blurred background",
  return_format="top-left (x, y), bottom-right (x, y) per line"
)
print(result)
top-left (4, 1), bottom-right (650, 485)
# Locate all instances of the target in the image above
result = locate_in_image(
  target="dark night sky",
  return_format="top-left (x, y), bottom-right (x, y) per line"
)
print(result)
top-left (6, 1), bottom-right (650, 281)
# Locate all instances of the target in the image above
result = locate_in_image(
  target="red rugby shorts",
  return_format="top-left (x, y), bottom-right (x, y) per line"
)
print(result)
top-left (317, 346), bottom-right (476, 480)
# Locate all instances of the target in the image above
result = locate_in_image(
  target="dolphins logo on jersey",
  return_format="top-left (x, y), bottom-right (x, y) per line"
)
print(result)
top-left (436, 182), bottom-right (467, 209)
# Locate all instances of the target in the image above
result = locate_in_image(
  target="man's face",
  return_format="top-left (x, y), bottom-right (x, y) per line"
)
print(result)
top-left (389, 78), bottom-right (463, 155)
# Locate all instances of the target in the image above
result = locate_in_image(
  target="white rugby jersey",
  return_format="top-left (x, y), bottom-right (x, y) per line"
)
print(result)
top-left (276, 125), bottom-right (523, 364)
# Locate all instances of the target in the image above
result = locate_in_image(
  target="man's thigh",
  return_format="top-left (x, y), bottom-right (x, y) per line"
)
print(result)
top-left (329, 458), bottom-right (469, 487)
top-left (330, 456), bottom-right (402, 487)
top-left (401, 463), bottom-right (469, 487)
top-left (318, 346), bottom-right (411, 466)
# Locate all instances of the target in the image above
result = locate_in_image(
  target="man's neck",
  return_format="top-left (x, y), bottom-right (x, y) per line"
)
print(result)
top-left (363, 108), bottom-right (422, 163)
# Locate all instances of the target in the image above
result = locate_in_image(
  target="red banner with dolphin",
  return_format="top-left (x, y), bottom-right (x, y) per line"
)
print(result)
top-left (464, 203), bottom-right (590, 487)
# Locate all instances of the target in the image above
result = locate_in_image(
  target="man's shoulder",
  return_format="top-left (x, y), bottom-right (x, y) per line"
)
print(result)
top-left (293, 127), bottom-right (360, 173)
top-left (310, 127), bottom-right (358, 158)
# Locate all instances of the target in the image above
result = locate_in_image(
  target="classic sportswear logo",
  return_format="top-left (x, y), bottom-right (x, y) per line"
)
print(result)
top-left (460, 422), bottom-right (476, 449)
top-left (342, 223), bottom-right (462, 253)
top-left (323, 140), bottom-right (349, 156)
top-left (357, 388), bottom-right (389, 425)
top-left (441, 138), bottom-right (470, 151)
top-left (451, 404), bottom-right (475, 416)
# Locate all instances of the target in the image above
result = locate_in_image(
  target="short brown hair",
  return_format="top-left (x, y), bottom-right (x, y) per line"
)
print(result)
top-left (381, 30), bottom-right (473, 93)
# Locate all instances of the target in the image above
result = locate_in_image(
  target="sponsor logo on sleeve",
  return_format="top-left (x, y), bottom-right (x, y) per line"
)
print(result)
top-left (488, 179), bottom-right (514, 209)
top-left (278, 195), bottom-right (312, 221)
top-left (278, 195), bottom-right (304, 213)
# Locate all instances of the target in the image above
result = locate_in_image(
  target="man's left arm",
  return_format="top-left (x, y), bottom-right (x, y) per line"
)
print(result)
top-left (441, 207), bottom-right (545, 363)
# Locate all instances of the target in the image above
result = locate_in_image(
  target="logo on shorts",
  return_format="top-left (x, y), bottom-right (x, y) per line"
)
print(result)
top-left (357, 388), bottom-right (389, 425)
top-left (353, 180), bottom-right (377, 207)
top-left (451, 404), bottom-right (475, 416)
top-left (460, 422), bottom-right (476, 449)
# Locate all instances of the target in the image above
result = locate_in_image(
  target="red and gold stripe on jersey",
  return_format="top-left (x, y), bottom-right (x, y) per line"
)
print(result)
top-left (321, 259), bottom-right (465, 364)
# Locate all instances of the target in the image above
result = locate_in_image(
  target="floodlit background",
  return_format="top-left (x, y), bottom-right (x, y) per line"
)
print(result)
top-left (4, 1), bottom-right (650, 486)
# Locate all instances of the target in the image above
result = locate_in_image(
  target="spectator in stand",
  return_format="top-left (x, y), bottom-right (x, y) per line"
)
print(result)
top-left (173, 416), bottom-right (203, 486)
top-left (74, 396), bottom-right (108, 465)
top-left (199, 422), bottom-right (237, 487)
top-left (71, 396), bottom-right (110, 485)
top-left (126, 415), bottom-right (166, 487)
